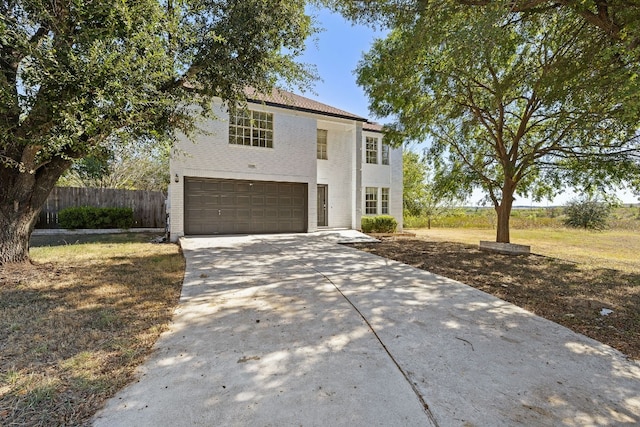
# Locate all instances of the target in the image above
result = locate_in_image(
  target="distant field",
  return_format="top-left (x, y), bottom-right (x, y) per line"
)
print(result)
top-left (404, 205), bottom-right (640, 230)
top-left (409, 228), bottom-right (640, 274)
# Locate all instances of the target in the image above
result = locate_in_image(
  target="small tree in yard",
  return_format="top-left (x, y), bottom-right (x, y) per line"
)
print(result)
top-left (0, 0), bottom-right (315, 264)
top-left (403, 150), bottom-right (464, 229)
top-left (564, 198), bottom-right (612, 230)
top-left (403, 151), bottom-right (428, 217)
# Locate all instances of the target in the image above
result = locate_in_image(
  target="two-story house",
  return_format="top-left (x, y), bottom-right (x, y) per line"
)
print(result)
top-left (168, 89), bottom-right (402, 241)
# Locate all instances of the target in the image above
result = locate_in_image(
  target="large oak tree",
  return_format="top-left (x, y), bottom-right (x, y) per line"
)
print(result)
top-left (0, 0), bottom-right (315, 264)
top-left (343, 2), bottom-right (640, 243)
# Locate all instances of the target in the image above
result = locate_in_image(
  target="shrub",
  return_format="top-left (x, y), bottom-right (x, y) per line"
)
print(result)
top-left (58, 206), bottom-right (134, 229)
top-left (361, 215), bottom-right (398, 233)
top-left (563, 198), bottom-right (611, 230)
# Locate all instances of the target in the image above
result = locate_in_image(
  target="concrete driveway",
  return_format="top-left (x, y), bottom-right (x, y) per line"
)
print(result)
top-left (94, 231), bottom-right (640, 426)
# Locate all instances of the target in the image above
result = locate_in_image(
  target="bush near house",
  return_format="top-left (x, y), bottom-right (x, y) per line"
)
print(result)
top-left (361, 215), bottom-right (398, 233)
top-left (58, 206), bottom-right (134, 229)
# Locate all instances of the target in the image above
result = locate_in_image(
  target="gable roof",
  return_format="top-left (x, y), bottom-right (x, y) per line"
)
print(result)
top-left (363, 121), bottom-right (383, 133)
top-left (245, 87), bottom-right (368, 122)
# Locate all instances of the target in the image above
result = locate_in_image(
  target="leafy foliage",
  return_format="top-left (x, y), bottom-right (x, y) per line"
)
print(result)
top-left (563, 198), bottom-right (612, 230)
top-left (58, 206), bottom-right (134, 229)
top-left (403, 150), bottom-right (465, 227)
top-left (361, 215), bottom-right (398, 233)
top-left (326, 0), bottom-right (640, 61)
top-left (58, 142), bottom-right (170, 192)
top-left (402, 151), bottom-right (428, 217)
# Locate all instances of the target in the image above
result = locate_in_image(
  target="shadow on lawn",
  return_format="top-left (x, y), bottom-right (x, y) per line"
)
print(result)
top-left (29, 231), bottom-right (164, 248)
top-left (0, 249), bottom-right (182, 427)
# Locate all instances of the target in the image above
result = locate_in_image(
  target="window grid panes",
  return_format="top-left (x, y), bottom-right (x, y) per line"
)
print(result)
top-left (229, 109), bottom-right (273, 148)
top-left (366, 137), bottom-right (378, 164)
top-left (365, 187), bottom-right (378, 215)
top-left (381, 143), bottom-right (390, 165)
top-left (317, 129), bottom-right (328, 159)
top-left (381, 188), bottom-right (389, 214)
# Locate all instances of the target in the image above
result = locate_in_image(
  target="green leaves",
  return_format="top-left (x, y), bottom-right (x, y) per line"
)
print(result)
top-left (1, 0), bottom-right (316, 173)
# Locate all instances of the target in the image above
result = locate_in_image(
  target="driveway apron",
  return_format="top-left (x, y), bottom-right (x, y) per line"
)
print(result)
top-left (94, 232), bottom-right (640, 426)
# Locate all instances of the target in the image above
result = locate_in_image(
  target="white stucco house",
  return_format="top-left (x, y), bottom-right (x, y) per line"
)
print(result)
top-left (168, 88), bottom-right (402, 241)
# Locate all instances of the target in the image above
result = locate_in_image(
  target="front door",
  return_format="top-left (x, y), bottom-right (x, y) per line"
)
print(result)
top-left (317, 184), bottom-right (328, 226)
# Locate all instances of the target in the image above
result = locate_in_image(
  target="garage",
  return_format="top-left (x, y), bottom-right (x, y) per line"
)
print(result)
top-left (184, 177), bottom-right (308, 235)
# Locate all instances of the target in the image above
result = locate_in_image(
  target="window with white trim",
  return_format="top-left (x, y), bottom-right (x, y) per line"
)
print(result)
top-left (317, 129), bottom-right (328, 159)
top-left (229, 108), bottom-right (273, 148)
top-left (381, 143), bottom-right (390, 165)
top-left (366, 137), bottom-right (378, 164)
top-left (381, 188), bottom-right (389, 214)
top-left (365, 187), bottom-right (378, 215)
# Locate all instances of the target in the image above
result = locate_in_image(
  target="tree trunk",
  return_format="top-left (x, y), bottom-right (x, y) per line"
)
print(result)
top-left (0, 158), bottom-right (71, 265)
top-left (495, 183), bottom-right (515, 243)
top-left (0, 203), bottom-right (40, 264)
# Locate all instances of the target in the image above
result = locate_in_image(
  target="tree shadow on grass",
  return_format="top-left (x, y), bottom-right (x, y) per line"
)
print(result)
top-left (29, 231), bottom-right (164, 248)
top-left (0, 250), bottom-right (183, 427)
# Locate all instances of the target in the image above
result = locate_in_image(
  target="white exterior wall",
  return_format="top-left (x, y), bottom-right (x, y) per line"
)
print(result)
top-left (361, 131), bottom-right (403, 230)
top-left (169, 101), bottom-right (318, 240)
top-left (389, 146), bottom-right (403, 230)
top-left (316, 120), bottom-right (355, 228)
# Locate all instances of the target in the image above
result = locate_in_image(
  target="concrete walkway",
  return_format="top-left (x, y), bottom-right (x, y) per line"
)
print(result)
top-left (93, 231), bottom-right (640, 426)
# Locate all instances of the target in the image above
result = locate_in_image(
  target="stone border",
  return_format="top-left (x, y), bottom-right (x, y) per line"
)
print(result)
top-left (479, 241), bottom-right (531, 255)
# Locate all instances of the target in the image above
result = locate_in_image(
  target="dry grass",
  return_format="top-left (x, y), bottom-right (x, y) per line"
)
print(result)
top-left (411, 228), bottom-right (640, 273)
top-left (0, 233), bottom-right (184, 426)
top-left (350, 229), bottom-right (640, 360)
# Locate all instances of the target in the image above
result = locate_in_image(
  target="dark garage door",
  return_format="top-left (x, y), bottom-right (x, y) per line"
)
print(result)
top-left (184, 177), bottom-right (308, 235)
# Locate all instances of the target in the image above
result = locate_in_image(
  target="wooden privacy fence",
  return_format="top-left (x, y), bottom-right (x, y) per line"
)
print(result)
top-left (37, 187), bottom-right (167, 229)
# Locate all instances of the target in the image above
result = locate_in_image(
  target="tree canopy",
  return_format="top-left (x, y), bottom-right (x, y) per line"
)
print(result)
top-left (340, 1), bottom-right (640, 242)
top-left (327, 0), bottom-right (640, 57)
top-left (0, 0), bottom-right (315, 263)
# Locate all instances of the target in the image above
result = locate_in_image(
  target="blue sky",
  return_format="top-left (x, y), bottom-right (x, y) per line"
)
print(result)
top-left (300, 7), bottom-right (385, 121)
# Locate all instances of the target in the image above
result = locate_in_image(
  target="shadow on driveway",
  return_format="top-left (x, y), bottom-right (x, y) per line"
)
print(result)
top-left (94, 232), bottom-right (640, 427)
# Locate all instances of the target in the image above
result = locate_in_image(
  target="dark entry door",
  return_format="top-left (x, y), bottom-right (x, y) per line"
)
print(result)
top-left (317, 184), bottom-right (327, 226)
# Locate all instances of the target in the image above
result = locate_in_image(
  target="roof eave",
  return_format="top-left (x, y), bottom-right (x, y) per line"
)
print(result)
top-left (246, 98), bottom-right (368, 123)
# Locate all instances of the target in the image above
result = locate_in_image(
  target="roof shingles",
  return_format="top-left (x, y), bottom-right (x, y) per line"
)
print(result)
top-left (245, 87), bottom-right (369, 123)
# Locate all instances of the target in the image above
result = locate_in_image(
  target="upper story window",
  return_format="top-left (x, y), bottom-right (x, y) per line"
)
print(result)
top-left (229, 108), bottom-right (273, 148)
top-left (366, 136), bottom-right (378, 164)
top-left (317, 129), bottom-right (328, 160)
top-left (381, 143), bottom-right (390, 165)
